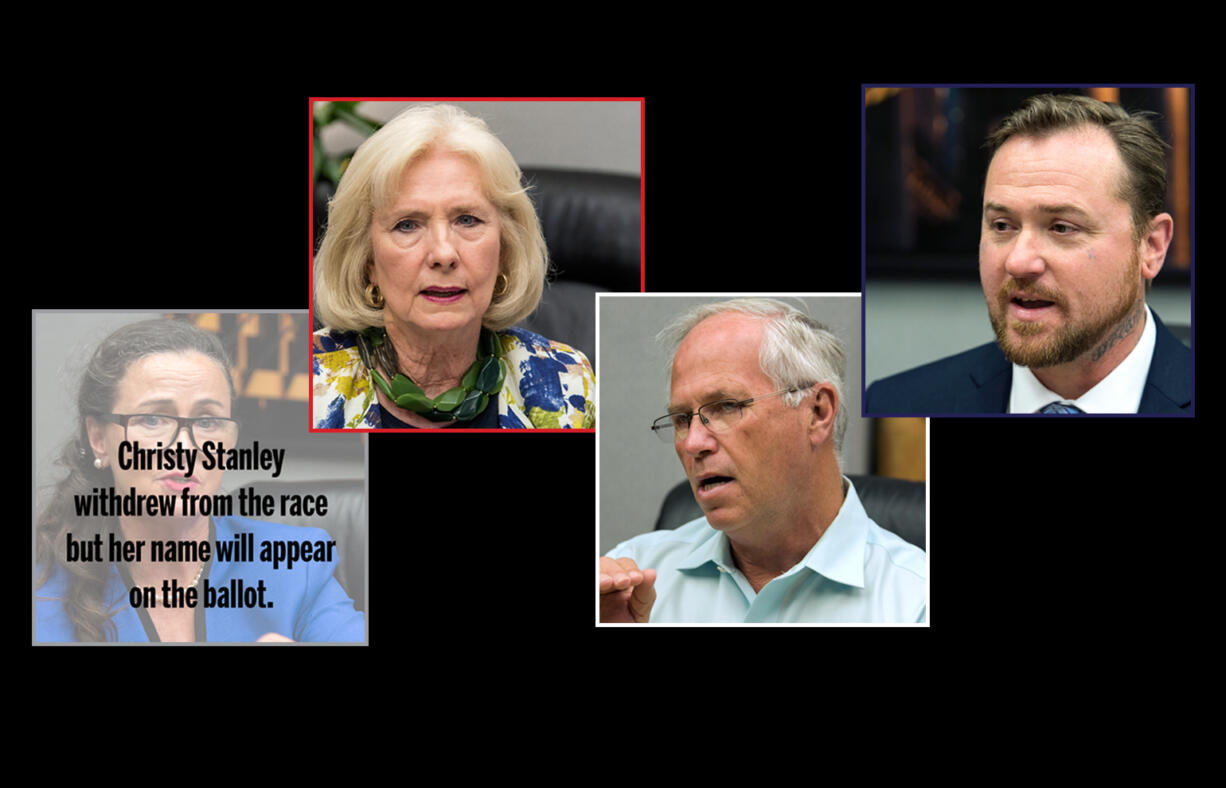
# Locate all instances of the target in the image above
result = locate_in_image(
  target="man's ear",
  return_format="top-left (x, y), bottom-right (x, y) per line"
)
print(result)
top-left (1140, 212), bottom-right (1173, 282)
top-left (807, 384), bottom-right (838, 448)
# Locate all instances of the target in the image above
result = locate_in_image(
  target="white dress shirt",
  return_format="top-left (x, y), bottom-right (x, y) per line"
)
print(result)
top-left (1008, 304), bottom-right (1157, 414)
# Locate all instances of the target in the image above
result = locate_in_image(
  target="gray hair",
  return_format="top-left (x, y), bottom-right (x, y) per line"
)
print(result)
top-left (656, 298), bottom-right (847, 456)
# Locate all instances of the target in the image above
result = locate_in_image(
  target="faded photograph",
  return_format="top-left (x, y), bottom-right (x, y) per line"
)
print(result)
top-left (34, 312), bottom-right (367, 644)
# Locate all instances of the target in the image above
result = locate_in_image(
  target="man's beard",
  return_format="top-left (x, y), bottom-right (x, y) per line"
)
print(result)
top-left (988, 251), bottom-right (1144, 369)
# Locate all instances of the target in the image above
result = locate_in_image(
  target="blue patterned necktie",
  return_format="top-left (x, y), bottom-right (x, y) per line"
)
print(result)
top-left (1038, 401), bottom-right (1084, 414)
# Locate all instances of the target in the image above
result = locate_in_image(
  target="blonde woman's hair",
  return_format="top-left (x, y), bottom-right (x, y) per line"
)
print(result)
top-left (313, 104), bottom-right (548, 332)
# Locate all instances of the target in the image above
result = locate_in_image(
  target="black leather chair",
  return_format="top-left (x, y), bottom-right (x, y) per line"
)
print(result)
top-left (514, 167), bottom-right (641, 369)
top-left (237, 479), bottom-right (366, 612)
top-left (654, 474), bottom-right (926, 550)
top-left (313, 167), bottom-right (640, 371)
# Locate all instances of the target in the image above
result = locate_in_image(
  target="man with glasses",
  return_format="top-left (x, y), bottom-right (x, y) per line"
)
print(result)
top-left (599, 299), bottom-right (927, 623)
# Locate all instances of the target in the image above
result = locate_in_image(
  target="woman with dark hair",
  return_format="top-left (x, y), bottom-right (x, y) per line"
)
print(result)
top-left (35, 319), bottom-right (364, 642)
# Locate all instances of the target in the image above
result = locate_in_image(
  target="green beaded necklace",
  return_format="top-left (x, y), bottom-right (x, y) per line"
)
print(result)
top-left (358, 327), bottom-right (506, 423)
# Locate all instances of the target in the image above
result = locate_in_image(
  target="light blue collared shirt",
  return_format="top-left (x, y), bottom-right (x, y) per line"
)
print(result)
top-left (606, 478), bottom-right (927, 624)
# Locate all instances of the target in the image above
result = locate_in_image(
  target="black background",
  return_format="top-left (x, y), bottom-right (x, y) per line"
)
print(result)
top-left (27, 82), bottom-right (1215, 680)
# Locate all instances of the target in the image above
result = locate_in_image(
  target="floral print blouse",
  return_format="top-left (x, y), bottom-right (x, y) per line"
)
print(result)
top-left (312, 326), bottom-right (595, 429)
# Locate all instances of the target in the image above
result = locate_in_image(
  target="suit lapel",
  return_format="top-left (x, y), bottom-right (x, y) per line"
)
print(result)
top-left (1138, 311), bottom-right (1192, 413)
top-left (959, 343), bottom-right (1013, 413)
top-left (953, 312), bottom-right (1191, 414)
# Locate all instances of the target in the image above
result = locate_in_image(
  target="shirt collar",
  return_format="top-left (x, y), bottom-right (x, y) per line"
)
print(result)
top-left (1008, 303), bottom-right (1156, 414)
top-left (674, 477), bottom-right (869, 589)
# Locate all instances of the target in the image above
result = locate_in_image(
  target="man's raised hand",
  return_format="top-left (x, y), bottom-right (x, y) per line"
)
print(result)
top-left (599, 556), bottom-right (656, 623)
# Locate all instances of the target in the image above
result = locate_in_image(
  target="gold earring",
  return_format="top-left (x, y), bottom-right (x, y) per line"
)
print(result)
top-left (492, 273), bottom-right (509, 298)
top-left (364, 283), bottom-right (385, 308)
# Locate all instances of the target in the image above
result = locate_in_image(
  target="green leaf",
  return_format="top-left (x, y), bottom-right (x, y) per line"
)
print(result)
top-left (322, 157), bottom-right (344, 185)
top-left (332, 104), bottom-right (381, 137)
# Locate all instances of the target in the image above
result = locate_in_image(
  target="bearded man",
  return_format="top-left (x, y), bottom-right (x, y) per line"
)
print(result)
top-left (866, 93), bottom-right (1190, 415)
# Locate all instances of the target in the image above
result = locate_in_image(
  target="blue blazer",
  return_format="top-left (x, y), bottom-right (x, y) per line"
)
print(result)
top-left (35, 517), bottom-right (365, 642)
top-left (864, 309), bottom-right (1192, 415)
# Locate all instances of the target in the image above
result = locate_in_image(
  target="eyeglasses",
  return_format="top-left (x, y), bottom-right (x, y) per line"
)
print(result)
top-left (97, 413), bottom-right (240, 448)
top-left (650, 385), bottom-right (812, 443)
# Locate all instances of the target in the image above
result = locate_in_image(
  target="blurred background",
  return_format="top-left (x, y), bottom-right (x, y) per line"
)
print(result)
top-left (598, 295), bottom-right (925, 554)
top-left (311, 99), bottom-right (644, 369)
top-left (863, 86), bottom-right (1193, 388)
top-left (34, 312), bottom-right (365, 493)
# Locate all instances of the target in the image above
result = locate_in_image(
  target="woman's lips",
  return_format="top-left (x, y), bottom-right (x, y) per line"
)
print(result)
top-left (158, 475), bottom-right (199, 493)
top-left (421, 287), bottom-right (466, 304)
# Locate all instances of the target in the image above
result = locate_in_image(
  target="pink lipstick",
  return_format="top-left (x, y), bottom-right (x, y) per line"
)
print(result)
top-left (421, 286), bottom-right (466, 304)
top-left (158, 474), bottom-right (199, 494)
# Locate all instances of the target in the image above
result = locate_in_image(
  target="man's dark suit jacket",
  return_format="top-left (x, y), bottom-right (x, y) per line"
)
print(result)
top-left (864, 309), bottom-right (1192, 415)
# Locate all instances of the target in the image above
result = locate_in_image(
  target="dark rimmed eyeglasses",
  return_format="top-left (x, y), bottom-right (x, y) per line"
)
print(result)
top-left (649, 385), bottom-right (813, 443)
top-left (96, 413), bottom-right (240, 448)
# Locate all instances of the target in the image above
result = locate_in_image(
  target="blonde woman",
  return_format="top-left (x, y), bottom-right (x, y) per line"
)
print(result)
top-left (313, 104), bottom-right (595, 429)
